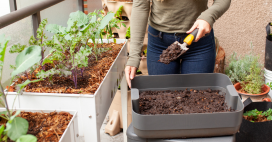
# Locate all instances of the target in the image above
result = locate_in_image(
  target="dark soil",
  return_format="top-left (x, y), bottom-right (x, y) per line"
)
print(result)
top-left (159, 43), bottom-right (184, 64)
top-left (1, 111), bottom-right (73, 142)
top-left (11, 42), bottom-right (124, 94)
top-left (139, 89), bottom-right (234, 115)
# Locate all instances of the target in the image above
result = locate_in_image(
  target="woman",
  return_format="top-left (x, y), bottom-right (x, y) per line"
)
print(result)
top-left (125, 0), bottom-right (231, 88)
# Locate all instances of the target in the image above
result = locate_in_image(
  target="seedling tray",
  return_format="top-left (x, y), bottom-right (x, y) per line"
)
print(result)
top-left (131, 73), bottom-right (244, 139)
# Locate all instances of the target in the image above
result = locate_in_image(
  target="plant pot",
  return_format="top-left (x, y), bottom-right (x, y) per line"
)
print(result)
top-left (6, 39), bottom-right (127, 142)
top-left (236, 102), bottom-right (272, 142)
top-left (0, 108), bottom-right (78, 142)
top-left (234, 82), bottom-right (270, 96)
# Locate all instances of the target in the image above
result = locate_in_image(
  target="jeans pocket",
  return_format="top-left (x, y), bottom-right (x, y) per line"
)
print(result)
top-left (148, 26), bottom-right (160, 38)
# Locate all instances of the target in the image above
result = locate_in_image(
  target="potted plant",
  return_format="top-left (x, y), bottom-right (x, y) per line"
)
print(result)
top-left (6, 10), bottom-right (127, 142)
top-left (113, 5), bottom-right (128, 39)
top-left (236, 99), bottom-right (272, 142)
top-left (0, 34), bottom-right (78, 142)
top-left (225, 45), bottom-right (269, 96)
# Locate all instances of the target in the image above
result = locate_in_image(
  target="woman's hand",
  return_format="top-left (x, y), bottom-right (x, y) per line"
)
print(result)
top-left (186, 19), bottom-right (211, 42)
top-left (125, 66), bottom-right (137, 88)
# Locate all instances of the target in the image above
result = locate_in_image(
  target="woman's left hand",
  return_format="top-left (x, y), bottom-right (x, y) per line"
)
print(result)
top-left (186, 19), bottom-right (211, 42)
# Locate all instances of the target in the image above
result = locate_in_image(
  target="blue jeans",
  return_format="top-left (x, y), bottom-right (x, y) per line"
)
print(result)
top-left (147, 25), bottom-right (216, 75)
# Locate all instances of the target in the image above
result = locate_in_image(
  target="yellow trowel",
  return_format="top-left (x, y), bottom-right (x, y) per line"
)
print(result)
top-left (159, 28), bottom-right (199, 64)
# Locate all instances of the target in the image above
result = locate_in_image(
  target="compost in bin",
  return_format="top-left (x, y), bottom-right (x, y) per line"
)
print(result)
top-left (139, 88), bottom-right (234, 115)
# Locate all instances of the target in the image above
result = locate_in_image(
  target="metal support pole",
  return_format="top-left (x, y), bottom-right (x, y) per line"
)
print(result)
top-left (32, 12), bottom-right (41, 38)
top-left (121, 74), bottom-right (128, 142)
top-left (9, 0), bottom-right (17, 12)
top-left (0, 0), bottom-right (64, 29)
top-left (78, 0), bottom-right (84, 12)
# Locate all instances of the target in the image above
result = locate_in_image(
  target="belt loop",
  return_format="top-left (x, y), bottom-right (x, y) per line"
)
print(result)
top-left (174, 32), bottom-right (178, 41)
top-left (159, 31), bottom-right (163, 39)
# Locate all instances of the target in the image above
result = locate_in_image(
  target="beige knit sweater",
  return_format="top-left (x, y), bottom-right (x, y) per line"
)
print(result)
top-left (127, 0), bottom-right (231, 68)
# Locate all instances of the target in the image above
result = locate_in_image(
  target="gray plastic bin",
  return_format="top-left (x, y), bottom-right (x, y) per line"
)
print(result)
top-left (131, 73), bottom-right (244, 139)
top-left (127, 124), bottom-right (235, 142)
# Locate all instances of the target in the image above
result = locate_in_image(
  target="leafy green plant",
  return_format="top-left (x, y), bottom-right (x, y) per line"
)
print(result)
top-left (125, 26), bottom-right (130, 39)
top-left (37, 10), bottom-right (116, 88)
top-left (244, 108), bottom-right (272, 122)
top-left (9, 19), bottom-right (50, 71)
top-left (225, 43), bottom-right (264, 94)
top-left (115, 5), bottom-right (123, 20)
top-left (0, 34), bottom-right (41, 142)
top-left (243, 109), bottom-right (263, 120)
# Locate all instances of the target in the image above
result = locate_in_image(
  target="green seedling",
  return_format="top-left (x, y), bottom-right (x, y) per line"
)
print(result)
top-left (0, 34), bottom-right (41, 142)
top-left (38, 10), bottom-right (119, 88)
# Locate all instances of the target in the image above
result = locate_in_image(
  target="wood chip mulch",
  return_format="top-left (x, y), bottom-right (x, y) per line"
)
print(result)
top-left (11, 42), bottom-right (124, 94)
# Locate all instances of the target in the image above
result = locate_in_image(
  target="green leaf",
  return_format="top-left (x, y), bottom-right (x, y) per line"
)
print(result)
top-left (42, 58), bottom-right (53, 65)
top-left (11, 45), bottom-right (42, 77)
top-left (0, 125), bottom-right (5, 135)
top-left (46, 24), bottom-right (60, 34)
top-left (67, 11), bottom-right (89, 29)
top-left (10, 111), bottom-right (21, 121)
top-left (267, 115), bottom-right (272, 120)
top-left (16, 135), bottom-right (37, 142)
top-left (90, 15), bottom-right (96, 23)
top-left (98, 13), bottom-right (115, 30)
top-left (17, 79), bottom-right (43, 91)
top-left (122, 23), bottom-right (126, 27)
top-left (65, 34), bottom-right (72, 41)
top-left (6, 117), bottom-right (28, 141)
top-left (0, 34), bottom-right (10, 62)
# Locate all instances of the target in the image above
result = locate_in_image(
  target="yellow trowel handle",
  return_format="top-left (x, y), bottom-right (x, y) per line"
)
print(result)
top-left (183, 28), bottom-right (199, 46)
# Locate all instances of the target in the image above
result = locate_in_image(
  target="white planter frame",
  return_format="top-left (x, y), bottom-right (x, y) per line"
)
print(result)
top-left (0, 108), bottom-right (78, 142)
top-left (6, 39), bottom-right (128, 142)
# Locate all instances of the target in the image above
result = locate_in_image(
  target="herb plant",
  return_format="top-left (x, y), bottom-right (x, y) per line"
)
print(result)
top-left (0, 34), bottom-right (43, 142)
top-left (37, 10), bottom-right (116, 88)
top-left (225, 43), bottom-right (264, 94)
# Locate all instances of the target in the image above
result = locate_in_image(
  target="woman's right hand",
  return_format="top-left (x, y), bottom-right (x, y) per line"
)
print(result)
top-left (125, 66), bottom-right (137, 88)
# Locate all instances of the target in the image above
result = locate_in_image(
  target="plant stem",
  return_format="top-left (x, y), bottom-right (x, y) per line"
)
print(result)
top-left (80, 68), bottom-right (84, 78)
top-left (0, 85), bottom-right (11, 118)
top-left (41, 46), bottom-right (45, 70)
top-left (75, 70), bottom-right (77, 89)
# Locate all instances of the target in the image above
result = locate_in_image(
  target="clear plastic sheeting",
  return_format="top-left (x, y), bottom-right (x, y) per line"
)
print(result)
top-left (0, 16), bottom-right (33, 86)
top-left (0, 0), bottom-right (10, 17)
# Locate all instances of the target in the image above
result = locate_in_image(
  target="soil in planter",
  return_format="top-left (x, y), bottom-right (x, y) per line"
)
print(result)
top-left (11, 42), bottom-right (124, 94)
top-left (159, 43), bottom-right (184, 64)
top-left (1, 111), bottom-right (73, 142)
top-left (139, 89), bottom-right (234, 115)
top-left (243, 115), bottom-right (268, 122)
